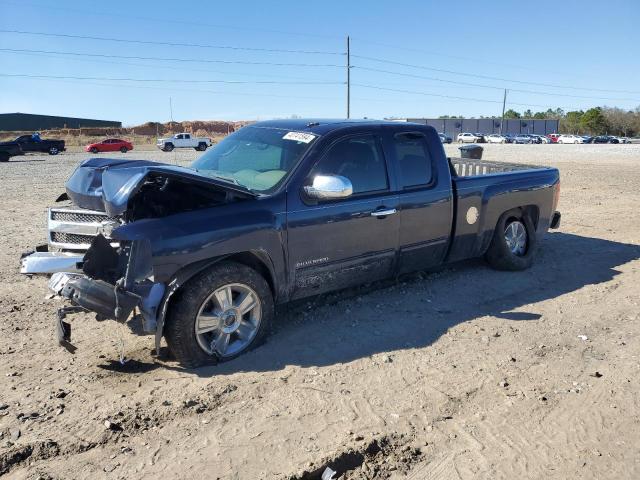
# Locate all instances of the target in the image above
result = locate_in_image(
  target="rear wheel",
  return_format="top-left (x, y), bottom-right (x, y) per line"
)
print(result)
top-left (120, 146), bottom-right (128, 153)
top-left (165, 262), bottom-right (273, 368)
top-left (48, 146), bottom-right (59, 155)
top-left (485, 209), bottom-right (537, 271)
top-left (0, 152), bottom-right (9, 162)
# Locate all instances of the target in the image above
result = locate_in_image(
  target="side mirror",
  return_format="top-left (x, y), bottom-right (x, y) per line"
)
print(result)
top-left (303, 174), bottom-right (353, 201)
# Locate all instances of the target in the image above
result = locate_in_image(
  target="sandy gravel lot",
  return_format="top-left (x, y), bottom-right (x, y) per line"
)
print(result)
top-left (1, 144), bottom-right (640, 479)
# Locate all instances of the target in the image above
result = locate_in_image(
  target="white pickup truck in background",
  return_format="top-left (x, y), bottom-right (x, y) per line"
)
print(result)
top-left (156, 133), bottom-right (213, 152)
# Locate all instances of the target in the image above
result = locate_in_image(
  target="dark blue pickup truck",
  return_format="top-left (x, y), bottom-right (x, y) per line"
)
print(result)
top-left (21, 119), bottom-right (560, 367)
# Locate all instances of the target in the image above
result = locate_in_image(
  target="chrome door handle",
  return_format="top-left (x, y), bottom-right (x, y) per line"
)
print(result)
top-left (370, 208), bottom-right (397, 217)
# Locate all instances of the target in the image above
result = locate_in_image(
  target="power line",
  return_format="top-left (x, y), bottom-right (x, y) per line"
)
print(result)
top-left (352, 66), bottom-right (640, 102)
top-left (350, 37), bottom-right (568, 75)
top-left (0, 0), bottom-right (342, 40)
top-left (0, 48), bottom-right (344, 68)
top-left (0, 73), bottom-right (344, 86)
top-left (0, 50), bottom-right (338, 82)
top-left (7, 76), bottom-right (345, 101)
top-left (0, 29), bottom-right (344, 55)
top-left (352, 54), bottom-right (640, 94)
top-left (352, 83), bottom-right (583, 110)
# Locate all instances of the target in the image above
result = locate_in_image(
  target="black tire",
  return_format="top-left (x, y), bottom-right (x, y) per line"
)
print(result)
top-left (90, 147), bottom-right (99, 154)
top-left (485, 209), bottom-right (537, 271)
top-left (0, 152), bottom-right (9, 162)
top-left (165, 261), bottom-right (273, 368)
top-left (163, 143), bottom-right (174, 152)
top-left (120, 146), bottom-right (128, 153)
top-left (48, 146), bottom-right (59, 155)
top-left (196, 142), bottom-right (208, 151)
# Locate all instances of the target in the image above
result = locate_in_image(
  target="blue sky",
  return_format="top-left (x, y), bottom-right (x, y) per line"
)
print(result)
top-left (0, 0), bottom-right (638, 125)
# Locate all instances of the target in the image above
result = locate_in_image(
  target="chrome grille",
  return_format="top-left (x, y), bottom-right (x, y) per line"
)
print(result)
top-left (50, 232), bottom-right (96, 245)
top-left (51, 211), bottom-right (114, 223)
top-left (48, 207), bottom-right (119, 251)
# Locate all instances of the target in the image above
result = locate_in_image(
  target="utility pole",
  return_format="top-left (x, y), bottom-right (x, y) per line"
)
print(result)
top-left (169, 97), bottom-right (174, 124)
top-left (346, 35), bottom-right (351, 119)
top-left (500, 89), bottom-right (508, 135)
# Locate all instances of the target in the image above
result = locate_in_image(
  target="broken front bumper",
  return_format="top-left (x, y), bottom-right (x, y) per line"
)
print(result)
top-left (20, 251), bottom-right (84, 274)
top-left (21, 241), bottom-right (165, 352)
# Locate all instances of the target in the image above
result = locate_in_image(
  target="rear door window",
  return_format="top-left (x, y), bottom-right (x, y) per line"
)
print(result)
top-left (392, 132), bottom-right (433, 189)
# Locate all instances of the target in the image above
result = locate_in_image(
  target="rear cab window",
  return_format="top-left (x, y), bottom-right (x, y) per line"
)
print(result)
top-left (392, 132), bottom-right (434, 189)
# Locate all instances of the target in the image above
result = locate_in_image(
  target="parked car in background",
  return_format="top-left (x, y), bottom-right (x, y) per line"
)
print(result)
top-left (156, 133), bottom-right (213, 152)
top-left (547, 134), bottom-right (561, 143)
top-left (85, 138), bottom-right (133, 154)
top-left (474, 133), bottom-right (487, 143)
top-left (438, 133), bottom-right (452, 144)
top-left (0, 142), bottom-right (22, 162)
top-left (486, 134), bottom-right (508, 143)
top-left (593, 135), bottom-right (619, 144)
top-left (613, 136), bottom-right (630, 144)
top-left (531, 135), bottom-right (551, 144)
top-left (457, 132), bottom-right (482, 143)
top-left (581, 136), bottom-right (594, 144)
top-left (557, 134), bottom-right (584, 144)
top-left (0, 133), bottom-right (65, 156)
top-left (513, 134), bottom-right (534, 144)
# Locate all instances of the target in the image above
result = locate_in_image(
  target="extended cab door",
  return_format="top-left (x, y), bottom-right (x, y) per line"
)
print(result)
top-left (286, 133), bottom-right (399, 299)
top-left (385, 129), bottom-right (453, 274)
top-left (15, 135), bottom-right (35, 152)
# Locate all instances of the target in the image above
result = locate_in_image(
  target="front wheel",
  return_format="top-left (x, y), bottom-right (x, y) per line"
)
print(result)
top-left (196, 143), bottom-right (208, 151)
top-left (48, 146), bottom-right (59, 155)
top-left (485, 209), bottom-right (537, 271)
top-left (165, 262), bottom-right (273, 368)
top-left (162, 143), bottom-right (174, 152)
top-left (120, 146), bottom-right (128, 153)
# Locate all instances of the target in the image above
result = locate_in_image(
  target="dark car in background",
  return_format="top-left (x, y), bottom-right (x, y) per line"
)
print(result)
top-left (438, 133), bottom-right (452, 144)
top-left (473, 133), bottom-right (487, 143)
top-left (593, 135), bottom-right (619, 144)
top-left (0, 134), bottom-right (66, 160)
top-left (0, 142), bottom-right (22, 162)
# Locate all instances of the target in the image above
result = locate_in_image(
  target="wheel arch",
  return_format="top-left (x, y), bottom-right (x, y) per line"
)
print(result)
top-left (154, 250), bottom-right (277, 352)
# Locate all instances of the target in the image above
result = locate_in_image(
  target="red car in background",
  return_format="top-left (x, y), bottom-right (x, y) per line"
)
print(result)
top-left (546, 134), bottom-right (561, 143)
top-left (85, 138), bottom-right (133, 153)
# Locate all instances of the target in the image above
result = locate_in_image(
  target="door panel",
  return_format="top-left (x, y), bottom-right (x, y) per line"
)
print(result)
top-left (387, 131), bottom-right (454, 274)
top-left (287, 196), bottom-right (399, 299)
top-left (286, 133), bottom-right (399, 299)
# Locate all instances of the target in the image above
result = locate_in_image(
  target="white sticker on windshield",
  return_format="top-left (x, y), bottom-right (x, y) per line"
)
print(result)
top-left (283, 131), bottom-right (316, 143)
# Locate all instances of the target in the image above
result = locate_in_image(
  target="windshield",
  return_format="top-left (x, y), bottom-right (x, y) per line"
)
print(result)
top-left (190, 126), bottom-right (317, 193)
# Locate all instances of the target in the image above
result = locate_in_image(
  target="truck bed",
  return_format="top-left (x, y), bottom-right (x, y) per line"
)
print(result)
top-left (449, 157), bottom-right (541, 177)
top-left (446, 156), bottom-right (560, 264)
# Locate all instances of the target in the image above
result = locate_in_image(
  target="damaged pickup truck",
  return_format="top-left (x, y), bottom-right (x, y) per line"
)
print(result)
top-left (21, 119), bottom-right (561, 367)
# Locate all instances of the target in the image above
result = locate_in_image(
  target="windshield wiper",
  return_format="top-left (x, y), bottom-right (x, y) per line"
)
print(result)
top-left (211, 173), bottom-right (241, 186)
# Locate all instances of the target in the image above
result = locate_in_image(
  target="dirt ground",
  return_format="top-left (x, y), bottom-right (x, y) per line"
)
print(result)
top-left (1, 144), bottom-right (639, 479)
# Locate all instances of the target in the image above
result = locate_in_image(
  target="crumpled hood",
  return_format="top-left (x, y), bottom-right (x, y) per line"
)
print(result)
top-left (65, 158), bottom-right (256, 217)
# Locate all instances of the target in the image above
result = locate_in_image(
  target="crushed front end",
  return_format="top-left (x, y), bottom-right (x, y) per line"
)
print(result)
top-left (19, 157), bottom-right (255, 354)
top-left (21, 208), bottom-right (166, 351)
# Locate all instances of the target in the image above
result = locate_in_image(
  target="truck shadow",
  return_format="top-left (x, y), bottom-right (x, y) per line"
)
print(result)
top-left (191, 232), bottom-right (639, 376)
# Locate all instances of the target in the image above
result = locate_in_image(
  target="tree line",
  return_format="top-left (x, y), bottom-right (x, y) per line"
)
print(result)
top-left (440, 106), bottom-right (640, 136)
